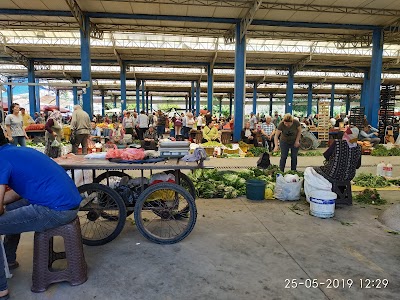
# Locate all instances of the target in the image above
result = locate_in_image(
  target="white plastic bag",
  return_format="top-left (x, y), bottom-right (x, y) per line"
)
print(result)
top-left (274, 175), bottom-right (303, 201)
top-left (51, 139), bottom-right (61, 147)
top-left (149, 173), bottom-right (175, 184)
top-left (67, 169), bottom-right (93, 186)
top-left (303, 167), bottom-right (332, 202)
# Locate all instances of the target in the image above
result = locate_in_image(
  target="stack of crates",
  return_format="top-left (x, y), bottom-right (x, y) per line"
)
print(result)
top-left (378, 85), bottom-right (396, 142)
top-left (317, 101), bottom-right (330, 143)
top-left (349, 107), bottom-right (365, 129)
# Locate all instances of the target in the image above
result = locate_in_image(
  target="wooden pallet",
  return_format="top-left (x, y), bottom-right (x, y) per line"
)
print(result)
top-left (317, 101), bottom-right (330, 142)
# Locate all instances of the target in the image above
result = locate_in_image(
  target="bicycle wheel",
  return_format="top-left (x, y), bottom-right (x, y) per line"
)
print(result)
top-left (78, 183), bottom-right (127, 246)
top-left (134, 182), bottom-right (197, 244)
top-left (300, 136), bottom-right (313, 150)
top-left (94, 171), bottom-right (132, 188)
top-left (163, 170), bottom-right (196, 198)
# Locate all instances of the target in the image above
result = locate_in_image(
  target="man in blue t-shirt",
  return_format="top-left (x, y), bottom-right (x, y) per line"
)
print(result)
top-left (0, 127), bottom-right (81, 299)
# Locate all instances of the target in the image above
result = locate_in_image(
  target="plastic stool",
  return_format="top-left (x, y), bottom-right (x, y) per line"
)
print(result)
top-left (331, 180), bottom-right (352, 205)
top-left (31, 217), bottom-right (87, 293)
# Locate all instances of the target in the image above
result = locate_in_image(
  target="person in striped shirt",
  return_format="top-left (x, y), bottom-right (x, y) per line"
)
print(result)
top-left (261, 115), bottom-right (276, 151)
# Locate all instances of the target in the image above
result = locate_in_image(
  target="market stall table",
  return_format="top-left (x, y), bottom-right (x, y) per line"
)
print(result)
top-left (56, 156), bottom-right (203, 246)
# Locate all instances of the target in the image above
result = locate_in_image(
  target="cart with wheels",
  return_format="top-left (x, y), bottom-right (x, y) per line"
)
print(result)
top-left (56, 156), bottom-right (202, 246)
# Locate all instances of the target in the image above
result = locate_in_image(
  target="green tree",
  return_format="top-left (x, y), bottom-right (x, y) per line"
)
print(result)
top-left (157, 104), bottom-right (179, 112)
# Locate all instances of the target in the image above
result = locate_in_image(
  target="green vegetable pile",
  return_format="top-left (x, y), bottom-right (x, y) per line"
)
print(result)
top-left (298, 151), bottom-right (323, 156)
top-left (249, 147), bottom-right (269, 156)
top-left (371, 145), bottom-right (400, 156)
top-left (354, 188), bottom-right (386, 205)
top-left (188, 165), bottom-right (302, 199)
top-left (353, 173), bottom-right (390, 188)
top-left (201, 141), bottom-right (223, 147)
top-left (225, 143), bottom-right (233, 149)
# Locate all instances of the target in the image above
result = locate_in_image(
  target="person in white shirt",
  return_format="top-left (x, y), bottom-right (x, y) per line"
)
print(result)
top-left (196, 114), bottom-right (203, 130)
top-left (249, 112), bottom-right (257, 130)
top-left (136, 110), bottom-right (149, 140)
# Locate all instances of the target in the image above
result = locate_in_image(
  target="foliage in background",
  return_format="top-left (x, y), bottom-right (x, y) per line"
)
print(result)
top-left (371, 145), bottom-right (400, 156)
top-left (353, 173), bottom-right (390, 188)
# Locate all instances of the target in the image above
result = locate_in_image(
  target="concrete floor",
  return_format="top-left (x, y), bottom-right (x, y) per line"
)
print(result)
top-left (6, 155), bottom-right (400, 300)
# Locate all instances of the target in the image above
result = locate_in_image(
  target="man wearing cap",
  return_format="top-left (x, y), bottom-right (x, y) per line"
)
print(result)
top-left (0, 127), bottom-right (81, 299)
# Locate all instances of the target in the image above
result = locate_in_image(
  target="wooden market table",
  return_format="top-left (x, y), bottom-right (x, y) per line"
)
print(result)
top-left (56, 155), bottom-right (204, 246)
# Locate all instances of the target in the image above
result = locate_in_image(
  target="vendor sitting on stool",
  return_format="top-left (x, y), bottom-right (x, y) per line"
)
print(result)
top-left (0, 127), bottom-right (81, 300)
top-left (359, 125), bottom-right (380, 146)
top-left (202, 121), bottom-right (220, 143)
top-left (304, 126), bottom-right (362, 201)
top-left (90, 121), bottom-right (102, 142)
top-left (141, 125), bottom-right (158, 150)
top-left (241, 122), bottom-right (257, 146)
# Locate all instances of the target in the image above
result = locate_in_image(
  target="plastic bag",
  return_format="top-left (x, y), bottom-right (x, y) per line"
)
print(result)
top-left (274, 175), bottom-right (303, 201)
top-left (105, 145), bottom-right (124, 159)
top-left (67, 169), bottom-right (93, 186)
top-left (51, 139), bottom-right (61, 147)
top-left (303, 167), bottom-right (332, 202)
top-left (120, 148), bottom-right (145, 160)
top-left (149, 173), bottom-right (175, 185)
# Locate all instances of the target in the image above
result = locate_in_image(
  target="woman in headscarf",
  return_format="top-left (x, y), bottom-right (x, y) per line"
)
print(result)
top-left (44, 110), bottom-right (63, 158)
top-left (304, 126), bottom-right (362, 200)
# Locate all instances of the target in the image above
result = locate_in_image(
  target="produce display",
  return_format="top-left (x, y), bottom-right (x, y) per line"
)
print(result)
top-left (371, 145), bottom-right (400, 156)
top-left (25, 124), bottom-right (45, 131)
top-left (354, 188), bottom-right (386, 205)
top-left (353, 173), bottom-right (390, 188)
top-left (188, 165), bottom-right (303, 199)
top-left (201, 141), bottom-right (223, 147)
top-left (298, 151), bottom-right (323, 156)
top-left (249, 146), bottom-right (269, 156)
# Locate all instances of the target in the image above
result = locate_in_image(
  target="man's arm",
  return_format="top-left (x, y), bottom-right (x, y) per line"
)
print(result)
top-left (0, 185), bottom-right (5, 215)
top-left (274, 129), bottom-right (281, 151)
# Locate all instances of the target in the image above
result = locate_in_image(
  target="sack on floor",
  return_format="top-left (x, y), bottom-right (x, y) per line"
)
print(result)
top-left (274, 174), bottom-right (303, 201)
top-left (257, 152), bottom-right (270, 169)
top-left (303, 167), bottom-right (332, 202)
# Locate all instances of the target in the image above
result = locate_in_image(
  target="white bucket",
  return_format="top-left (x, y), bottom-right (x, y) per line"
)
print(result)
top-left (309, 191), bottom-right (337, 218)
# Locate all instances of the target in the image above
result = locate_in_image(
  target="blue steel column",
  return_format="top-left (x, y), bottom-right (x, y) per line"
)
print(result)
top-left (330, 83), bottom-right (335, 118)
top-left (233, 22), bottom-right (246, 142)
top-left (113, 95), bottom-right (117, 108)
top-left (35, 79), bottom-right (41, 112)
top-left (28, 60), bottom-right (36, 118)
top-left (150, 94), bottom-right (153, 112)
top-left (219, 96), bottom-right (222, 115)
top-left (146, 91), bottom-right (149, 113)
top-left (135, 80), bottom-right (140, 112)
top-left (368, 29), bottom-right (383, 127)
top-left (141, 80), bottom-right (145, 111)
top-left (360, 71), bottom-right (369, 108)
top-left (101, 90), bottom-right (105, 116)
top-left (285, 66), bottom-right (294, 114)
top-left (120, 62), bottom-right (127, 112)
top-left (207, 64), bottom-right (213, 113)
top-left (72, 79), bottom-right (78, 105)
top-left (252, 82), bottom-right (257, 114)
top-left (196, 81), bottom-right (200, 116)
top-left (307, 84), bottom-right (313, 117)
top-left (269, 93), bottom-right (273, 116)
top-left (6, 78), bottom-right (13, 111)
top-left (229, 92), bottom-right (233, 117)
top-left (56, 90), bottom-right (60, 109)
top-left (80, 15), bottom-right (93, 117)
top-left (346, 94), bottom-right (350, 115)
top-left (191, 81), bottom-right (195, 113)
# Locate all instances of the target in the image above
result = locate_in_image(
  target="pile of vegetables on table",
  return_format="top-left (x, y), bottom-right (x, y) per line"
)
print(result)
top-left (371, 145), bottom-right (400, 156)
top-left (188, 165), bottom-right (304, 199)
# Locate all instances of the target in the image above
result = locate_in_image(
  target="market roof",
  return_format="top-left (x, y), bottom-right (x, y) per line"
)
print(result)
top-left (0, 0), bottom-right (400, 89)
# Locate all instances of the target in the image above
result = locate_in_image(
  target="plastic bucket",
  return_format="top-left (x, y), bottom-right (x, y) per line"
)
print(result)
top-left (309, 191), bottom-right (337, 218)
top-left (246, 179), bottom-right (266, 201)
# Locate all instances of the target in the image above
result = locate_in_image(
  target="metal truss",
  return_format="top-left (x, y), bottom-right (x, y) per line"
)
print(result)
top-left (0, 33), bottom-right (29, 68)
top-left (334, 34), bottom-right (372, 49)
top-left (96, 1), bottom-right (400, 16)
top-left (240, 0), bottom-right (263, 41)
top-left (293, 43), bottom-right (316, 73)
top-left (0, 20), bottom-right (79, 31)
top-left (247, 30), bottom-right (359, 42)
top-left (65, 0), bottom-right (104, 39)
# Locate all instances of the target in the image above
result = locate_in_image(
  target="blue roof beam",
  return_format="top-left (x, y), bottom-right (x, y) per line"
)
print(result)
top-left (64, 0), bottom-right (104, 40)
